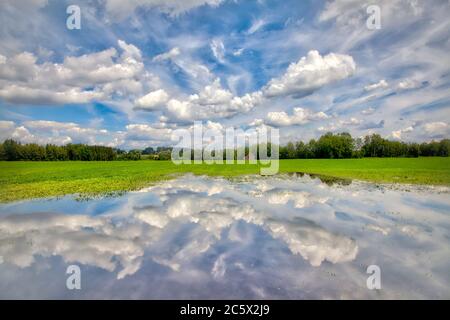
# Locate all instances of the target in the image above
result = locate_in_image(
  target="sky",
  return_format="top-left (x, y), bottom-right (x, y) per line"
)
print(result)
top-left (0, 0), bottom-right (449, 149)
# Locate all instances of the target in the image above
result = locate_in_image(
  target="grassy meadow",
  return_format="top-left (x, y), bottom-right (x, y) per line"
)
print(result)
top-left (0, 157), bottom-right (449, 202)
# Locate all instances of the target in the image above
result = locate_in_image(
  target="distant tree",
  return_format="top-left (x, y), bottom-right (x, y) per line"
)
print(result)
top-left (438, 139), bottom-right (450, 156)
top-left (286, 142), bottom-right (296, 159)
top-left (314, 132), bottom-right (353, 158)
top-left (118, 150), bottom-right (141, 160)
top-left (407, 143), bottom-right (420, 158)
top-left (279, 145), bottom-right (288, 159)
top-left (21, 143), bottom-right (46, 160)
top-left (420, 141), bottom-right (440, 156)
top-left (0, 142), bottom-right (5, 160)
top-left (158, 150), bottom-right (171, 160)
top-left (308, 139), bottom-right (317, 158)
top-left (142, 147), bottom-right (155, 155)
top-left (129, 150), bottom-right (142, 160)
top-left (46, 144), bottom-right (60, 161)
top-left (362, 134), bottom-right (384, 157)
top-left (352, 137), bottom-right (364, 158)
top-left (3, 139), bottom-right (21, 160)
top-left (295, 141), bottom-right (307, 158)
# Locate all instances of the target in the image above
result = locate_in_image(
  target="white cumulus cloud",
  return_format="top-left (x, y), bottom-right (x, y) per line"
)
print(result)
top-left (0, 40), bottom-right (147, 105)
top-left (263, 50), bottom-right (356, 98)
top-left (134, 89), bottom-right (170, 110)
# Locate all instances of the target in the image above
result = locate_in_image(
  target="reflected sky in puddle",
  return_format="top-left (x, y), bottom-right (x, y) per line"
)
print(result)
top-left (0, 174), bottom-right (449, 299)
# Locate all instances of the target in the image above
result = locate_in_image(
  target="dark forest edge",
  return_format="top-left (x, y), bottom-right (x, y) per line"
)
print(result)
top-left (1, 132), bottom-right (449, 161)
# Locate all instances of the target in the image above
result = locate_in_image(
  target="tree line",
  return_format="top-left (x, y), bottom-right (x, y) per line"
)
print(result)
top-left (279, 133), bottom-right (450, 159)
top-left (0, 139), bottom-right (116, 161)
top-left (0, 139), bottom-right (170, 161)
top-left (1, 133), bottom-right (449, 161)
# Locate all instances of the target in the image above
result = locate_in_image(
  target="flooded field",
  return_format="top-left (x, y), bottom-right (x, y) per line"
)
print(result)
top-left (0, 174), bottom-right (449, 299)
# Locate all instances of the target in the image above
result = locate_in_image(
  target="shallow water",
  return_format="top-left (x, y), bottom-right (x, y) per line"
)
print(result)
top-left (0, 174), bottom-right (449, 299)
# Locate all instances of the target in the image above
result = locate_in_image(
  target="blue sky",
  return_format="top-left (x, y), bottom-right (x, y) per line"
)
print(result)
top-left (0, 0), bottom-right (449, 149)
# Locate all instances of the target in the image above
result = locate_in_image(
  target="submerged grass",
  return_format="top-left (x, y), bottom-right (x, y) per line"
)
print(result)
top-left (0, 157), bottom-right (449, 202)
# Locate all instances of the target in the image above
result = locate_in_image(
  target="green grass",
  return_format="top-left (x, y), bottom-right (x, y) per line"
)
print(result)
top-left (0, 157), bottom-right (449, 202)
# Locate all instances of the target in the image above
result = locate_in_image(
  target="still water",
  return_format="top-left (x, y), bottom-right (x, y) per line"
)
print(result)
top-left (0, 174), bottom-right (449, 299)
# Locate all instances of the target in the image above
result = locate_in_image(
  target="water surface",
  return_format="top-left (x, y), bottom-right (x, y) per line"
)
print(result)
top-left (0, 174), bottom-right (449, 299)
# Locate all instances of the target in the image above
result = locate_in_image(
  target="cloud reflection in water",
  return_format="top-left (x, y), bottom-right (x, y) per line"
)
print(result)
top-left (0, 174), bottom-right (449, 299)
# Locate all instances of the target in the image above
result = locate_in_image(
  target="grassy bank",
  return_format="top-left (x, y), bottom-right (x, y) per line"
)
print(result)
top-left (0, 157), bottom-right (449, 202)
